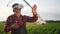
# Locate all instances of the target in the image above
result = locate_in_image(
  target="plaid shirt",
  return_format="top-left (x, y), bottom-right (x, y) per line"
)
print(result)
top-left (4, 14), bottom-right (38, 34)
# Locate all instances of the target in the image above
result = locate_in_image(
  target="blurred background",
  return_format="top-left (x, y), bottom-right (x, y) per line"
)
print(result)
top-left (0, 0), bottom-right (60, 21)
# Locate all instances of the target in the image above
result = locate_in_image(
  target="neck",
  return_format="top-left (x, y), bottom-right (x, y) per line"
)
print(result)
top-left (14, 14), bottom-right (21, 17)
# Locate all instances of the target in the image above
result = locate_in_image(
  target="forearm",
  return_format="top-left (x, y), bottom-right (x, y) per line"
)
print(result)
top-left (32, 13), bottom-right (38, 22)
top-left (4, 25), bottom-right (11, 32)
top-left (4, 16), bottom-right (11, 33)
top-left (26, 13), bottom-right (38, 22)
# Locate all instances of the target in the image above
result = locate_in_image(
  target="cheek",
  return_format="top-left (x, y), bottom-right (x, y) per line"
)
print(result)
top-left (16, 11), bottom-right (21, 14)
top-left (17, 10), bottom-right (20, 12)
top-left (17, 11), bottom-right (20, 13)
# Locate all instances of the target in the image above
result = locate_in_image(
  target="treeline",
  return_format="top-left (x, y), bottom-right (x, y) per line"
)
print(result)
top-left (46, 20), bottom-right (60, 23)
top-left (0, 21), bottom-right (5, 23)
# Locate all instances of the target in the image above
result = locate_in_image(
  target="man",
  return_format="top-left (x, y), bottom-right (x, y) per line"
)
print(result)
top-left (4, 3), bottom-right (38, 34)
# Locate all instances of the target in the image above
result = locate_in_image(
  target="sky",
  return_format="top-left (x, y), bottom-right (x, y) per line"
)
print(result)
top-left (0, 0), bottom-right (60, 21)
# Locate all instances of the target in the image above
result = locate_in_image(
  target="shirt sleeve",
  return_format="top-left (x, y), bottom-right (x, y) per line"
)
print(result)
top-left (4, 16), bottom-right (12, 33)
top-left (26, 14), bottom-right (38, 22)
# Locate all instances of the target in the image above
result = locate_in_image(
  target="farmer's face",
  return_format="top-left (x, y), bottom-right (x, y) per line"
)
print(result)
top-left (13, 8), bottom-right (21, 16)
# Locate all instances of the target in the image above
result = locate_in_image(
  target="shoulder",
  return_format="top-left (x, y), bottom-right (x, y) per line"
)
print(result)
top-left (22, 15), bottom-right (31, 17)
top-left (7, 14), bottom-right (14, 19)
top-left (22, 15), bottom-right (30, 18)
top-left (22, 15), bottom-right (26, 17)
top-left (21, 15), bottom-right (26, 18)
top-left (22, 15), bottom-right (27, 19)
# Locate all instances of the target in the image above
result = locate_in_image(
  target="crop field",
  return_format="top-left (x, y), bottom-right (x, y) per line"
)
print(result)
top-left (0, 21), bottom-right (60, 34)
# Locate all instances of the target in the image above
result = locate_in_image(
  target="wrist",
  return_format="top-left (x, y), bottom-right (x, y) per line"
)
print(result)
top-left (33, 12), bottom-right (37, 15)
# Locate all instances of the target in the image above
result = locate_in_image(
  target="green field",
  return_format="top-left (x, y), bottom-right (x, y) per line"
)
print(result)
top-left (0, 22), bottom-right (60, 34)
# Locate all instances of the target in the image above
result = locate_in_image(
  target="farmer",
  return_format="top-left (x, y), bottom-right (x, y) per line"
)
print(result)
top-left (4, 3), bottom-right (38, 34)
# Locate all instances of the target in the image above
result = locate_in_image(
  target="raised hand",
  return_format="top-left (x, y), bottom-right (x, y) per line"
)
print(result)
top-left (32, 4), bottom-right (37, 15)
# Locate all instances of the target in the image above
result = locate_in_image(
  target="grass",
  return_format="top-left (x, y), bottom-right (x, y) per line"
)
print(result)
top-left (0, 22), bottom-right (60, 34)
top-left (26, 23), bottom-right (60, 34)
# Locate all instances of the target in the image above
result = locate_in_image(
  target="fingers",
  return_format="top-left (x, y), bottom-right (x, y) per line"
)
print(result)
top-left (32, 4), bottom-right (37, 11)
top-left (33, 4), bottom-right (37, 8)
top-left (11, 24), bottom-right (15, 28)
top-left (11, 24), bottom-right (19, 29)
